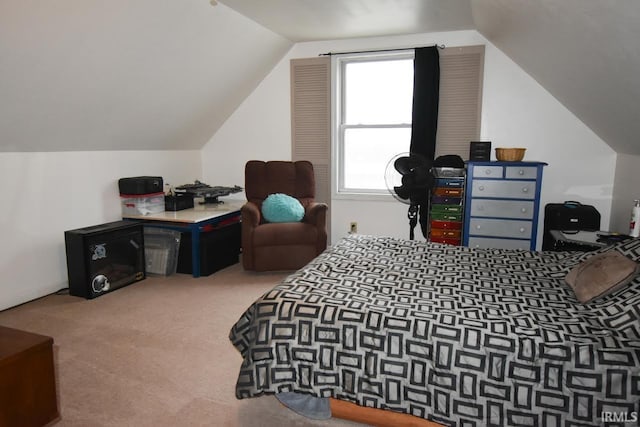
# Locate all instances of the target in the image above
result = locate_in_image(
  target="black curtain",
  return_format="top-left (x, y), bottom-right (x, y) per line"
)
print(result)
top-left (410, 46), bottom-right (440, 159)
top-left (409, 46), bottom-right (440, 238)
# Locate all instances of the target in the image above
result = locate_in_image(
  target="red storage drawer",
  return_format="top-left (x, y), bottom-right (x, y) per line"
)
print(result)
top-left (430, 220), bottom-right (462, 230)
top-left (433, 187), bottom-right (463, 197)
top-left (430, 236), bottom-right (462, 246)
top-left (431, 229), bottom-right (461, 239)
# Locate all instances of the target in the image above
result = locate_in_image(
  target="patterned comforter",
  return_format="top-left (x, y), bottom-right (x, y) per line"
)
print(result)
top-left (229, 235), bottom-right (640, 426)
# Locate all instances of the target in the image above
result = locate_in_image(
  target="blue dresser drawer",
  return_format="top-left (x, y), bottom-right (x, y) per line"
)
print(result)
top-left (470, 199), bottom-right (535, 219)
top-left (468, 237), bottom-right (531, 250)
top-left (469, 218), bottom-right (532, 239)
top-left (471, 180), bottom-right (536, 199)
top-left (505, 166), bottom-right (538, 179)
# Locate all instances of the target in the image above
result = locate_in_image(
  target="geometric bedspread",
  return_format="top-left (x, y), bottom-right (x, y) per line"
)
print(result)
top-left (229, 235), bottom-right (640, 426)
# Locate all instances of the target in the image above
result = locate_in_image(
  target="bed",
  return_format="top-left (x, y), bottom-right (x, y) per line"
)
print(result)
top-left (229, 235), bottom-right (640, 426)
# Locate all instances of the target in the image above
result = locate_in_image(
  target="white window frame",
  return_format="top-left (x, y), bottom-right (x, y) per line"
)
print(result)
top-left (332, 51), bottom-right (415, 201)
top-left (331, 45), bottom-right (485, 202)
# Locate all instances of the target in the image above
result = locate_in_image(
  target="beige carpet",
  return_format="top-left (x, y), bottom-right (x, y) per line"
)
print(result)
top-left (0, 263), bottom-right (363, 427)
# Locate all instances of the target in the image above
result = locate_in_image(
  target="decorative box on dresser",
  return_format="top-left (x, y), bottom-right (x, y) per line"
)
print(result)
top-left (463, 161), bottom-right (547, 250)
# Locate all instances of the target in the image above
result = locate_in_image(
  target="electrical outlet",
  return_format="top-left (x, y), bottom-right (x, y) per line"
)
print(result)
top-left (350, 222), bottom-right (358, 234)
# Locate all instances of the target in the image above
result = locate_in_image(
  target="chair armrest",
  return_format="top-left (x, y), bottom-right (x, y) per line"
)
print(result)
top-left (304, 202), bottom-right (328, 227)
top-left (241, 202), bottom-right (261, 227)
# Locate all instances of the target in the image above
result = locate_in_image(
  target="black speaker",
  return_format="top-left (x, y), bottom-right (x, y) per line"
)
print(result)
top-left (64, 221), bottom-right (145, 299)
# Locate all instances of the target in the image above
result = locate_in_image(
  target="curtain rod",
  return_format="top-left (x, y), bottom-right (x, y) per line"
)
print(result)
top-left (319, 44), bottom-right (445, 57)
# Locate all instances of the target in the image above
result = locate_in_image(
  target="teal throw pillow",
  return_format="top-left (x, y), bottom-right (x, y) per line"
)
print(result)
top-left (262, 193), bottom-right (305, 223)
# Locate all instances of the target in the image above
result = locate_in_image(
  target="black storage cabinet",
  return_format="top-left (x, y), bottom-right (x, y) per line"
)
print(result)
top-left (177, 221), bottom-right (241, 276)
top-left (542, 201), bottom-right (601, 250)
top-left (64, 221), bottom-right (145, 299)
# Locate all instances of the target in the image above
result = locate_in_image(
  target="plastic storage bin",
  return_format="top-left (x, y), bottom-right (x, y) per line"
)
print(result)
top-left (143, 227), bottom-right (181, 275)
top-left (120, 192), bottom-right (165, 216)
top-left (177, 221), bottom-right (241, 276)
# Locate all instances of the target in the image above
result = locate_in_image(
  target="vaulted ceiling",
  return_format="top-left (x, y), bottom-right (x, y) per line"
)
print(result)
top-left (471, 0), bottom-right (640, 155)
top-left (0, 0), bottom-right (291, 151)
top-left (1, 0), bottom-right (638, 155)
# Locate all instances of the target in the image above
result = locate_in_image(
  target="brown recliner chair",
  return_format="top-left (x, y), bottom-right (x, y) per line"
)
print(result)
top-left (242, 160), bottom-right (328, 271)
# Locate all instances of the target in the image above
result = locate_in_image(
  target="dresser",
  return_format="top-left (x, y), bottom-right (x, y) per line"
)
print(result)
top-left (463, 161), bottom-right (547, 250)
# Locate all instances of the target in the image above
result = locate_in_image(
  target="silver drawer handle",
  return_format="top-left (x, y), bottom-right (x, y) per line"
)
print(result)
top-left (519, 227), bottom-right (526, 233)
top-left (485, 169), bottom-right (492, 175)
top-left (522, 187), bottom-right (529, 193)
top-left (518, 169), bottom-right (525, 175)
top-left (476, 225), bottom-right (482, 230)
top-left (521, 207), bottom-right (527, 213)
top-left (478, 185), bottom-right (485, 191)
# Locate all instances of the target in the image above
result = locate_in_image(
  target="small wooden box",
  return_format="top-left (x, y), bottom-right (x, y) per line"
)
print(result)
top-left (0, 326), bottom-right (59, 427)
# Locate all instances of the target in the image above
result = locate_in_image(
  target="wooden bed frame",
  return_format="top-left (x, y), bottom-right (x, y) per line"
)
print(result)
top-left (330, 398), bottom-right (444, 427)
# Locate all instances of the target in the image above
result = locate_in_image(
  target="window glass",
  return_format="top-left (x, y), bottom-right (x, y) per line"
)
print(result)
top-left (344, 59), bottom-right (413, 125)
top-left (343, 127), bottom-right (411, 191)
top-left (339, 55), bottom-right (414, 194)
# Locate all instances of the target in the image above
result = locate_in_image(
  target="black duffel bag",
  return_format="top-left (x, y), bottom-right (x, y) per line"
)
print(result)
top-left (542, 201), bottom-right (601, 250)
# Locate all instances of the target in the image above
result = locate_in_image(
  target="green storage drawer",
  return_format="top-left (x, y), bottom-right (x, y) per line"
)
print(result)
top-left (431, 204), bottom-right (463, 214)
top-left (431, 211), bottom-right (463, 221)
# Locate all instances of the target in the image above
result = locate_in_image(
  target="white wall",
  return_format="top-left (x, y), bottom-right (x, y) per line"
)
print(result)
top-left (611, 153), bottom-right (640, 233)
top-left (0, 151), bottom-right (201, 311)
top-left (201, 45), bottom-right (295, 188)
top-left (202, 30), bottom-right (616, 245)
top-left (480, 34), bottom-right (616, 242)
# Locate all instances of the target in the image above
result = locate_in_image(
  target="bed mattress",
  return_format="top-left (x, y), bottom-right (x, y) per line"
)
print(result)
top-left (230, 235), bottom-right (640, 426)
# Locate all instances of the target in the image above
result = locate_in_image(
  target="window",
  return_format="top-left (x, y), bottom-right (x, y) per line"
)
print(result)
top-left (333, 45), bottom-right (485, 198)
top-left (336, 52), bottom-right (414, 195)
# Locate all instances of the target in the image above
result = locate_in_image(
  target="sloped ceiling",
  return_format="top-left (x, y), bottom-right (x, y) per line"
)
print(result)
top-left (0, 0), bottom-right (291, 152)
top-left (219, 0), bottom-right (475, 41)
top-left (471, 0), bottom-right (640, 155)
top-left (221, 0), bottom-right (640, 156)
top-left (2, 0), bottom-right (638, 155)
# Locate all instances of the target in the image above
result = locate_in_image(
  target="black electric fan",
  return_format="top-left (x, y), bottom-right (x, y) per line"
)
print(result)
top-left (384, 153), bottom-right (434, 239)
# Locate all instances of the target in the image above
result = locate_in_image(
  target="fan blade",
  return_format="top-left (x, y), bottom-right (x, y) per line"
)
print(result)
top-left (397, 182), bottom-right (428, 203)
top-left (393, 185), bottom-right (411, 200)
top-left (401, 174), bottom-right (415, 186)
top-left (394, 156), bottom-right (417, 175)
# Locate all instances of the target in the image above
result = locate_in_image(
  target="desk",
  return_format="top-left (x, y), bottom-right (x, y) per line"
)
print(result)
top-left (549, 230), bottom-right (612, 251)
top-left (123, 200), bottom-right (243, 277)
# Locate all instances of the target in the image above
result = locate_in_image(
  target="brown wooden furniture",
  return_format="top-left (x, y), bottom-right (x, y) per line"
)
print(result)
top-left (0, 326), bottom-right (59, 427)
top-left (330, 398), bottom-right (445, 427)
